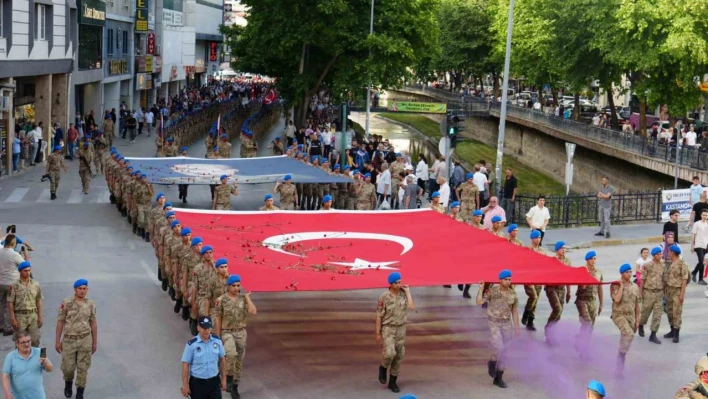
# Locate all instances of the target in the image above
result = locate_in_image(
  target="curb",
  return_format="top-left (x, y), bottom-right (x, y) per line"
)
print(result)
top-left (567, 235), bottom-right (666, 250)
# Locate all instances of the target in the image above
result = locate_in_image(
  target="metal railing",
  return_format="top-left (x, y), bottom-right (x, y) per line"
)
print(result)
top-left (510, 191), bottom-right (662, 227)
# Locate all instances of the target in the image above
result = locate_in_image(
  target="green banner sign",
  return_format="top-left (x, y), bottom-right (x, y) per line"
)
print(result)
top-left (78, 0), bottom-right (106, 26)
top-left (387, 101), bottom-right (447, 114)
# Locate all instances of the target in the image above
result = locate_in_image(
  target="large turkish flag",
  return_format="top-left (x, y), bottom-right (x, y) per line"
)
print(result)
top-left (173, 208), bottom-right (600, 292)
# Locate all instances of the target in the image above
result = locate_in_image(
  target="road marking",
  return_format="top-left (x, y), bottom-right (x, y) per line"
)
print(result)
top-left (139, 260), bottom-right (160, 286)
top-left (67, 189), bottom-right (83, 204)
top-left (37, 189), bottom-right (52, 203)
top-left (5, 188), bottom-right (29, 203)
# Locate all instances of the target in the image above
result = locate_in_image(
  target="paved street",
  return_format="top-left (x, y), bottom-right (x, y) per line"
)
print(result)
top-left (0, 113), bottom-right (704, 399)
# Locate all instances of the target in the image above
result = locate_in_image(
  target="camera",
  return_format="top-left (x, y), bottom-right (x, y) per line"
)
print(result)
top-left (40, 174), bottom-right (51, 182)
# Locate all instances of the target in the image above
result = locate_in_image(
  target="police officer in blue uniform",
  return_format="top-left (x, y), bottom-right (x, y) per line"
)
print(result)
top-left (181, 316), bottom-right (227, 398)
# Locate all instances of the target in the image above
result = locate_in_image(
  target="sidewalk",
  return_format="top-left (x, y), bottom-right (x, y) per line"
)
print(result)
top-left (517, 222), bottom-right (667, 251)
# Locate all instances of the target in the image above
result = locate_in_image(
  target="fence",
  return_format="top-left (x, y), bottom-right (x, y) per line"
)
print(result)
top-left (510, 191), bottom-right (662, 227)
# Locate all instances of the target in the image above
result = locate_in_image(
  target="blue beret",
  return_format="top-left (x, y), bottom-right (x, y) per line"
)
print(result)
top-left (399, 395), bottom-right (418, 399)
top-left (507, 223), bottom-right (518, 233)
top-left (554, 241), bottom-right (566, 252)
top-left (264, 194), bottom-right (273, 201)
top-left (180, 227), bottom-right (192, 236)
top-left (155, 192), bottom-right (165, 200)
top-left (585, 250), bottom-right (597, 261)
top-left (191, 237), bottom-right (202, 246)
top-left (334, 164), bottom-right (341, 169)
top-left (275, 136), bottom-right (281, 140)
top-left (343, 165), bottom-right (351, 171)
top-left (619, 263), bottom-right (632, 273)
top-left (491, 215), bottom-right (502, 223)
top-left (140, 174), bottom-right (147, 179)
top-left (110, 147), bottom-right (116, 151)
top-left (134, 170), bottom-right (141, 175)
top-left (82, 142), bottom-right (89, 147)
top-left (220, 174), bottom-right (228, 180)
top-left (473, 210), bottom-right (483, 217)
top-left (215, 258), bottom-right (228, 267)
top-left (499, 269), bottom-right (512, 279)
top-left (167, 137), bottom-right (174, 142)
top-left (227, 275), bottom-right (241, 285)
top-left (431, 191), bottom-right (440, 199)
top-left (388, 272), bottom-right (401, 284)
top-left (311, 155), bottom-right (319, 162)
top-left (466, 172), bottom-right (474, 180)
top-left (450, 201), bottom-right (460, 208)
top-left (201, 245), bottom-right (213, 255)
top-left (214, 146), bottom-right (220, 151)
top-left (670, 244), bottom-right (681, 254)
top-left (131, 171), bottom-right (138, 176)
top-left (322, 158), bottom-right (329, 163)
top-left (165, 211), bottom-right (175, 218)
top-left (221, 134), bottom-right (227, 138)
top-left (297, 144), bottom-right (304, 149)
top-left (284, 174), bottom-right (292, 181)
top-left (18, 261), bottom-right (31, 271)
top-left (323, 195), bottom-right (333, 203)
top-left (353, 170), bottom-right (361, 175)
top-left (587, 380), bottom-right (606, 397)
top-left (530, 230), bottom-right (542, 239)
top-left (395, 152), bottom-right (402, 157)
top-left (74, 279), bottom-right (88, 288)
top-left (364, 173), bottom-right (371, 178)
top-left (171, 220), bottom-right (181, 228)
top-left (650, 247), bottom-right (662, 256)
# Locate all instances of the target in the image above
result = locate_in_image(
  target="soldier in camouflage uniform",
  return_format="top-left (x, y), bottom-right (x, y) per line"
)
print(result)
top-left (456, 173), bottom-right (480, 222)
top-left (429, 191), bottom-right (445, 213)
top-left (610, 263), bottom-right (640, 376)
top-left (156, 211), bottom-right (176, 289)
top-left (243, 131), bottom-right (258, 158)
top-left (57, 279), bottom-right (97, 399)
top-left (218, 134), bottom-right (232, 158)
top-left (207, 258), bottom-right (230, 318)
top-left (137, 174), bottom-right (154, 240)
top-left (638, 246), bottom-right (665, 344)
top-left (149, 193), bottom-right (167, 244)
top-left (476, 269), bottom-right (519, 389)
top-left (664, 244), bottom-right (690, 343)
top-left (521, 231), bottom-right (547, 331)
top-left (347, 172), bottom-right (360, 210)
top-left (489, 216), bottom-right (507, 238)
top-left (507, 224), bottom-right (523, 246)
top-left (336, 166), bottom-right (349, 210)
top-left (544, 241), bottom-right (572, 344)
top-left (260, 194), bottom-right (280, 211)
top-left (205, 133), bottom-right (215, 158)
top-left (448, 201), bottom-right (464, 221)
top-left (274, 175), bottom-right (297, 210)
top-left (329, 164), bottom-right (341, 207)
top-left (321, 195), bottom-right (334, 210)
top-left (164, 137), bottom-right (178, 157)
top-left (356, 173), bottom-right (376, 210)
top-left (182, 237), bottom-right (203, 333)
top-left (574, 250), bottom-right (604, 357)
top-left (46, 146), bottom-right (68, 200)
top-left (192, 246), bottom-right (217, 322)
top-left (317, 159), bottom-right (332, 209)
top-left (163, 219), bottom-right (182, 300)
top-left (376, 272), bottom-right (415, 394)
top-left (471, 209), bottom-right (484, 228)
top-left (129, 172), bottom-right (142, 235)
top-left (78, 142), bottom-right (94, 194)
top-left (93, 131), bottom-right (108, 174)
top-left (8, 261), bottom-right (43, 346)
top-left (172, 227), bottom-right (192, 315)
top-left (212, 175), bottom-right (239, 210)
top-left (156, 134), bottom-right (165, 157)
top-left (121, 170), bottom-right (136, 222)
top-left (214, 274), bottom-right (257, 398)
top-left (389, 154), bottom-right (406, 209)
top-left (674, 354), bottom-right (708, 399)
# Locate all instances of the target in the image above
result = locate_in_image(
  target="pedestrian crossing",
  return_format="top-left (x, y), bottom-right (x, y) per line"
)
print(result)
top-left (0, 187), bottom-right (111, 205)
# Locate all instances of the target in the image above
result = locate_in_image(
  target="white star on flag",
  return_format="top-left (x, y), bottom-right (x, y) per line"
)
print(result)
top-left (329, 258), bottom-right (400, 271)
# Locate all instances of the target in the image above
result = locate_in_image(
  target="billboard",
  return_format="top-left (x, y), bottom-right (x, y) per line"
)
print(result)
top-left (387, 101), bottom-right (447, 114)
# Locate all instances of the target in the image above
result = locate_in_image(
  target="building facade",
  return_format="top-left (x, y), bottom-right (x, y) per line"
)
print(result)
top-left (103, 0), bottom-right (134, 133)
top-left (71, 0), bottom-right (104, 130)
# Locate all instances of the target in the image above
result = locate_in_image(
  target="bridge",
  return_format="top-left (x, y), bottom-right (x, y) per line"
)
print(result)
top-left (387, 84), bottom-right (707, 189)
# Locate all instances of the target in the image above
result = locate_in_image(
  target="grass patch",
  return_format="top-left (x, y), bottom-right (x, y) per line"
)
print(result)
top-left (378, 113), bottom-right (442, 139)
top-left (351, 120), bottom-right (365, 137)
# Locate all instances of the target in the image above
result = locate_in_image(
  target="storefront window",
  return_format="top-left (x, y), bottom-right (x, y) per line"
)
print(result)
top-left (163, 0), bottom-right (183, 12)
top-left (78, 25), bottom-right (102, 70)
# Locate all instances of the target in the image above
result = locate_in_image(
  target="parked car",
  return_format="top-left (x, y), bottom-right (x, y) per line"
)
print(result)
top-left (516, 92), bottom-right (533, 106)
top-left (629, 113), bottom-right (668, 131)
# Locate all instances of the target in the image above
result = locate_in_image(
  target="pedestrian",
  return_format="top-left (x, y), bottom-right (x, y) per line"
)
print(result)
top-left (500, 168), bottom-right (517, 221)
top-left (125, 112), bottom-right (137, 143)
top-left (664, 245), bottom-right (689, 343)
top-left (595, 177), bottom-right (615, 238)
top-left (686, 176), bottom-right (704, 232)
top-left (610, 263), bottom-right (639, 376)
top-left (213, 275), bottom-right (257, 398)
top-left (8, 262), bottom-right (42, 347)
top-left (544, 241), bottom-right (571, 345)
top-left (145, 108), bottom-right (154, 137)
top-left (664, 209), bottom-right (680, 247)
top-left (637, 246), bottom-right (665, 344)
top-left (586, 380), bottom-right (606, 398)
top-left (2, 331), bottom-right (53, 399)
top-left (67, 123), bottom-right (79, 160)
top-left (27, 124), bottom-right (40, 166)
top-left (376, 272), bottom-right (414, 393)
top-left (403, 175), bottom-right (422, 209)
top-left (415, 154), bottom-right (429, 194)
top-left (135, 107), bottom-right (145, 136)
top-left (472, 165), bottom-right (489, 207)
top-left (0, 235), bottom-right (23, 336)
top-left (11, 135), bottom-right (20, 172)
top-left (525, 195), bottom-right (551, 245)
top-left (56, 279), bottom-right (97, 399)
top-left (476, 269), bottom-right (519, 388)
top-left (212, 175), bottom-right (239, 210)
top-left (481, 196), bottom-right (506, 230)
top-left (574, 251), bottom-right (604, 357)
top-left (181, 316), bottom-right (226, 399)
top-left (674, 354), bottom-right (708, 398)
top-left (376, 164), bottom-right (391, 207)
top-left (691, 209), bottom-right (708, 285)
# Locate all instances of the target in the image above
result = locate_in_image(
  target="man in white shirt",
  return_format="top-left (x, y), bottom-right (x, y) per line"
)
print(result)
top-left (429, 157), bottom-right (441, 197)
top-left (144, 110), bottom-right (154, 137)
top-left (592, 114), bottom-right (601, 126)
top-left (437, 176), bottom-right (450, 208)
top-left (27, 126), bottom-right (41, 166)
top-left (691, 208), bottom-right (708, 285)
top-left (285, 120), bottom-right (296, 147)
top-left (0, 235), bottom-right (23, 335)
top-left (135, 108), bottom-right (145, 136)
top-left (472, 166), bottom-right (489, 207)
top-left (685, 126), bottom-right (697, 147)
top-left (376, 164), bottom-right (392, 207)
top-left (525, 195), bottom-right (551, 245)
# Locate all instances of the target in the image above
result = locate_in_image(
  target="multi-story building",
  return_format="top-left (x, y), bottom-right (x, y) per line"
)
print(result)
top-left (103, 0), bottom-right (134, 131)
top-left (0, 0), bottom-right (75, 172)
top-left (71, 0), bottom-right (105, 127)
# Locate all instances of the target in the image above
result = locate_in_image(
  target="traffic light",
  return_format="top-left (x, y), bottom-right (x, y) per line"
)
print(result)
top-left (447, 114), bottom-right (466, 147)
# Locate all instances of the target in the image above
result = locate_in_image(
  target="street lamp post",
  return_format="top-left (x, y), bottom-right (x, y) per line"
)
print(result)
top-left (494, 0), bottom-right (515, 196)
top-left (365, 0), bottom-right (374, 139)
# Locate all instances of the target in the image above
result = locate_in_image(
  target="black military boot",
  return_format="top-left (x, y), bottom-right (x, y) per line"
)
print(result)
top-left (181, 306), bottom-right (190, 321)
top-left (493, 370), bottom-right (507, 388)
top-left (169, 287), bottom-right (176, 301)
top-left (664, 327), bottom-right (675, 339)
top-left (487, 360), bottom-right (497, 378)
top-left (673, 328), bottom-right (680, 343)
top-left (378, 365), bottom-right (387, 384)
top-left (51, 193), bottom-right (57, 200)
top-left (110, 194), bottom-right (116, 204)
top-left (64, 380), bottom-right (73, 398)
top-left (190, 318), bottom-right (198, 335)
top-left (231, 384), bottom-right (240, 399)
top-left (457, 284), bottom-right (464, 291)
top-left (127, 214), bottom-right (132, 223)
top-left (157, 268), bottom-right (163, 282)
top-left (521, 310), bottom-right (529, 326)
top-left (174, 298), bottom-right (182, 313)
top-left (145, 232), bottom-right (150, 242)
top-left (226, 376), bottom-right (233, 392)
top-left (132, 223), bottom-right (137, 234)
top-left (443, 285), bottom-right (452, 288)
top-left (638, 325), bottom-right (645, 337)
top-left (526, 316), bottom-right (537, 331)
top-left (76, 386), bottom-right (85, 399)
top-left (462, 285), bottom-right (472, 298)
top-left (649, 332), bottom-right (662, 344)
top-left (161, 278), bottom-right (168, 291)
top-left (122, 208), bottom-right (127, 217)
top-left (388, 375), bottom-right (400, 393)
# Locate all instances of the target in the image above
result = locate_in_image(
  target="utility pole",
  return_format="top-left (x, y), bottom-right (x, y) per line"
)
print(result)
top-left (494, 0), bottom-right (515, 197)
top-left (364, 0), bottom-right (375, 139)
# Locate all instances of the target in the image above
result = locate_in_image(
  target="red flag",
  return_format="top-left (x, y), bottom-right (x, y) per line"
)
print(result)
top-left (173, 209), bottom-right (600, 292)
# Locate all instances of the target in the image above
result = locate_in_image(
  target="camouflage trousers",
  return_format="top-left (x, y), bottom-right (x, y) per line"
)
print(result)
top-left (460, 204), bottom-right (475, 223)
top-left (223, 329), bottom-right (247, 382)
top-left (215, 203), bottom-right (231, 211)
top-left (356, 202), bottom-right (373, 211)
top-left (346, 197), bottom-right (357, 210)
top-left (611, 313), bottom-right (635, 354)
top-left (61, 334), bottom-right (93, 387)
top-left (666, 286), bottom-right (684, 329)
top-left (639, 288), bottom-right (663, 332)
top-left (15, 311), bottom-right (40, 346)
top-left (138, 205), bottom-right (151, 230)
top-left (336, 194), bottom-right (347, 210)
top-left (575, 298), bottom-right (598, 327)
top-left (94, 152), bottom-right (105, 174)
top-left (171, 258), bottom-right (183, 300)
top-left (545, 286), bottom-right (566, 324)
top-left (381, 325), bottom-right (406, 377)
top-left (524, 285), bottom-right (542, 317)
top-left (49, 171), bottom-right (61, 193)
top-left (195, 296), bottom-right (210, 319)
top-left (79, 168), bottom-right (92, 193)
top-left (280, 202), bottom-right (296, 211)
top-left (130, 201), bottom-right (139, 220)
top-left (488, 318), bottom-right (512, 371)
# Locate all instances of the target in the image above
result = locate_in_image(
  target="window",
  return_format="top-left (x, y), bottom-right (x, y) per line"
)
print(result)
top-left (36, 4), bottom-right (46, 40)
top-left (106, 28), bottom-right (113, 55)
top-left (0, 0), bottom-right (3, 38)
top-left (78, 24), bottom-right (102, 70)
top-left (122, 29), bottom-right (128, 54)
